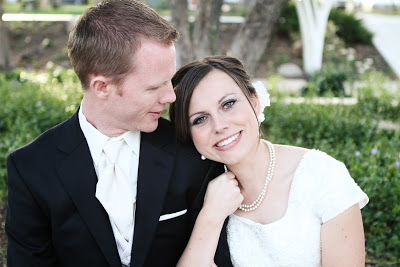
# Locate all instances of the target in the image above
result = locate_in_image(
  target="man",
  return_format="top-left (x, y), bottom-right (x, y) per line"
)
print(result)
top-left (5, 1), bottom-right (232, 266)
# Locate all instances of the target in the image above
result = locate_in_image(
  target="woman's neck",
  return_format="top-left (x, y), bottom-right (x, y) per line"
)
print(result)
top-left (226, 139), bottom-right (271, 199)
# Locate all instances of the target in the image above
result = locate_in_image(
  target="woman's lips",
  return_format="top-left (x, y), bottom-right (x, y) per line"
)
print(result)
top-left (214, 131), bottom-right (242, 151)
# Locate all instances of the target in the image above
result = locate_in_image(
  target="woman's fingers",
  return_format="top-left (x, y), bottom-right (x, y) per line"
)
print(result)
top-left (203, 171), bottom-right (243, 221)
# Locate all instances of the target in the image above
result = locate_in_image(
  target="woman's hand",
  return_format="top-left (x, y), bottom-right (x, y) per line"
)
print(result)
top-left (177, 171), bottom-right (242, 267)
top-left (202, 171), bottom-right (243, 223)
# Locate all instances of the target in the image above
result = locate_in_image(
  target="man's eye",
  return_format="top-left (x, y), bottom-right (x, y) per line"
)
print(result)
top-left (223, 100), bottom-right (236, 109)
top-left (193, 116), bottom-right (206, 125)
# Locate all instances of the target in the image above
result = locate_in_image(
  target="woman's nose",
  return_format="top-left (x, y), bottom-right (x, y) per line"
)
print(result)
top-left (213, 115), bottom-right (229, 133)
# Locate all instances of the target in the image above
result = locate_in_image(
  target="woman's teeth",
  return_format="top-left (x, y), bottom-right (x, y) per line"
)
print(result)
top-left (216, 132), bottom-right (240, 147)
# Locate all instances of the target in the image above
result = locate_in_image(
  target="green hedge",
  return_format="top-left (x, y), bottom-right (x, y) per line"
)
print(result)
top-left (329, 8), bottom-right (373, 45)
top-left (0, 68), bottom-right (399, 264)
top-left (0, 67), bottom-right (82, 200)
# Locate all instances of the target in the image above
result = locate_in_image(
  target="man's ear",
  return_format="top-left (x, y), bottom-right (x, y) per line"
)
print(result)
top-left (88, 74), bottom-right (113, 99)
top-left (250, 93), bottom-right (261, 115)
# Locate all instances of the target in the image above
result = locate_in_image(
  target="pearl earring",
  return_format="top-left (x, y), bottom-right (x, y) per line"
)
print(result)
top-left (201, 155), bottom-right (206, 160)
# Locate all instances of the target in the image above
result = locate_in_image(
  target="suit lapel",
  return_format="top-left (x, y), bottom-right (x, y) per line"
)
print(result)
top-left (130, 133), bottom-right (175, 267)
top-left (56, 112), bottom-right (121, 267)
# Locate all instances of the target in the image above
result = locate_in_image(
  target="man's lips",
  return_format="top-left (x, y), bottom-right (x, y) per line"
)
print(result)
top-left (149, 111), bottom-right (162, 117)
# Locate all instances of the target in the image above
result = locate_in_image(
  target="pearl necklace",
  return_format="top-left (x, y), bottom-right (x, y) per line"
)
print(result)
top-left (224, 140), bottom-right (275, 212)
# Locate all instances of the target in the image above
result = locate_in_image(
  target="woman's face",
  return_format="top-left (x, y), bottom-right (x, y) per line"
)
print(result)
top-left (188, 70), bottom-right (260, 165)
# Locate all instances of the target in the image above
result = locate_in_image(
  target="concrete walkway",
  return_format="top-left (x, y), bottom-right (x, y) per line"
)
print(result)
top-left (357, 13), bottom-right (400, 79)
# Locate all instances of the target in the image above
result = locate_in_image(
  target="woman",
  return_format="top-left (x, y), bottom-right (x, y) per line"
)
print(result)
top-left (170, 55), bottom-right (369, 267)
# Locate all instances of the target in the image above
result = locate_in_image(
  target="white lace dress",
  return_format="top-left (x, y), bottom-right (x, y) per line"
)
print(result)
top-left (227, 150), bottom-right (369, 267)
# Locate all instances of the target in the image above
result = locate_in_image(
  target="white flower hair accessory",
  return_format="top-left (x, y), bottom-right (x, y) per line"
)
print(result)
top-left (252, 81), bottom-right (270, 123)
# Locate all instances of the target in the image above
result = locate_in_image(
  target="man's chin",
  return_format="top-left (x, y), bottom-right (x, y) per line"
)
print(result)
top-left (140, 121), bottom-right (159, 133)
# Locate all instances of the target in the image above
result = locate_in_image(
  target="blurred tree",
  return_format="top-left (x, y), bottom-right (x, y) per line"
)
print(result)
top-left (171, 0), bottom-right (223, 64)
top-left (192, 0), bottom-right (223, 59)
top-left (170, 0), bottom-right (288, 75)
top-left (0, 0), bottom-right (13, 71)
top-left (171, 0), bottom-right (194, 65)
top-left (230, 0), bottom-right (289, 74)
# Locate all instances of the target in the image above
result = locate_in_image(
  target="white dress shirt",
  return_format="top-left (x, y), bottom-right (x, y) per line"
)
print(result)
top-left (78, 105), bottom-right (140, 265)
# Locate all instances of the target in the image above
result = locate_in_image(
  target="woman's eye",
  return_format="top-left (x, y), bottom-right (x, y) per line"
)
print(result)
top-left (193, 116), bottom-right (206, 125)
top-left (223, 100), bottom-right (236, 109)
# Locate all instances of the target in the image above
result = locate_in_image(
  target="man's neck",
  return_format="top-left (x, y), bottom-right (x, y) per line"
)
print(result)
top-left (81, 96), bottom-right (127, 138)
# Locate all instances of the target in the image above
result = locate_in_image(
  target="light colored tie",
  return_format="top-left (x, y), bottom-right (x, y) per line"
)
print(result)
top-left (96, 139), bottom-right (134, 242)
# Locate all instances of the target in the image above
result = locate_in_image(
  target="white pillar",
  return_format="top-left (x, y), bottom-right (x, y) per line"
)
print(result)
top-left (295, 0), bottom-right (334, 74)
top-left (361, 0), bottom-right (376, 12)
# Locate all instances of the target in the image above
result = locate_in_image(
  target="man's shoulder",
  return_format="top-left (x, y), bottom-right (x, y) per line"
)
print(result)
top-left (141, 117), bottom-right (175, 146)
top-left (143, 117), bottom-right (203, 157)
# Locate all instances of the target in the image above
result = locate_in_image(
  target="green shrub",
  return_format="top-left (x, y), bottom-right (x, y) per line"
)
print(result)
top-left (277, 2), bottom-right (299, 40)
top-left (0, 67), bottom-right (82, 201)
top-left (301, 71), bottom-right (347, 97)
top-left (357, 72), bottom-right (400, 123)
top-left (329, 8), bottom-right (373, 45)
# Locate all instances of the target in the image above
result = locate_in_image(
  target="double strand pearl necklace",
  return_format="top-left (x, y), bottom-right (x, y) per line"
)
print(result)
top-left (225, 140), bottom-right (275, 212)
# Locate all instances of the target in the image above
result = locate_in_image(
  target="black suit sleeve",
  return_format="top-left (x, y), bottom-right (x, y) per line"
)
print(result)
top-left (187, 162), bottom-right (233, 267)
top-left (6, 154), bottom-right (57, 266)
top-left (187, 162), bottom-right (224, 227)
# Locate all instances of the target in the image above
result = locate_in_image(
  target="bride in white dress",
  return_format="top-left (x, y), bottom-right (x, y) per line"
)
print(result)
top-left (170, 55), bottom-right (369, 267)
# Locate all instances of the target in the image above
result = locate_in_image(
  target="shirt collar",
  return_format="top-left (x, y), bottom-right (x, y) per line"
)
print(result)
top-left (78, 102), bottom-right (141, 166)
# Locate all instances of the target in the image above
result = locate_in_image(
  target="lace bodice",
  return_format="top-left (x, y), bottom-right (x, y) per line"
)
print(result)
top-left (227, 150), bottom-right (368, 267)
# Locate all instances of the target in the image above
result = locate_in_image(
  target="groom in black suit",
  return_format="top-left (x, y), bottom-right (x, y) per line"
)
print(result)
top-left (5, 1), bottom-right (232, 266)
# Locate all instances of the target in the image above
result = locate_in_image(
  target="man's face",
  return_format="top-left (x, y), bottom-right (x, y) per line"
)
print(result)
top-left (105, 40), bottom-right (176, 133)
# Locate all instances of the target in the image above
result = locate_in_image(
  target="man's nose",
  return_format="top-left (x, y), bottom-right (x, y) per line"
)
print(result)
top-left (159, 81), bottom-right (176, 104)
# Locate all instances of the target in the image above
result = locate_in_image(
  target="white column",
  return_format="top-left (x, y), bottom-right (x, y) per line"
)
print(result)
top-left (295, 0), bottom-right (334, 74)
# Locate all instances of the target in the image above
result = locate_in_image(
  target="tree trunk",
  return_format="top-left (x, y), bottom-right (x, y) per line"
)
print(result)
top-left (0, 0), bottom-right (13, 71)
top-left (192, 0), bottom-right (223, 59)
top-left (230, 0), bottom-right (289, 75)
top-left (170, 0), bottom-right (194, 66)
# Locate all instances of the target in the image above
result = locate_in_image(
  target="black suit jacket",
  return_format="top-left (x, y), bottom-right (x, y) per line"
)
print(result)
top-left (6, 111), bottom-right (232, 267)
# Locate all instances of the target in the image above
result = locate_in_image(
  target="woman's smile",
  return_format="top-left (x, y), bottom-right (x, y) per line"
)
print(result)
top-left (214, 131), bottom-right (242, 150)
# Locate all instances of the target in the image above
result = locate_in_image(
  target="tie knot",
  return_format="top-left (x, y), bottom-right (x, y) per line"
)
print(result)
top-left (103, 139), bottom-right (124, 164)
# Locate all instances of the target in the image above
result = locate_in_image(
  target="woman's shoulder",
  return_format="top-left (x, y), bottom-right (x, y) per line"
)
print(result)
top-left (272, 143), bottom-right (344, 176)
top-left (274, 144), bottom-right (341, 163)
top-left (273, 143), bottom-right (309, 157)
top-left (273, 144), bottom-right (311, 165)
top-left (272, 144), bottom-right (310, 177)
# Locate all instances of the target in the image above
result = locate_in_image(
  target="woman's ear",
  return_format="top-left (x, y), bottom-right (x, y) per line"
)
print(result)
top-left (250, 93), bottom-right (261, 115)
